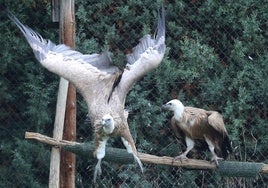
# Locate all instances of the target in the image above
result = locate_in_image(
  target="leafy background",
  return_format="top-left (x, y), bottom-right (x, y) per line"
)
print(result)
top-left (0, 0), bottom-right (267, 187)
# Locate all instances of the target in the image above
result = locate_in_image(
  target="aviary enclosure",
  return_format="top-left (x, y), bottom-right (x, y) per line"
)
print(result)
top-left (1, 0), bottom-right (268, 187)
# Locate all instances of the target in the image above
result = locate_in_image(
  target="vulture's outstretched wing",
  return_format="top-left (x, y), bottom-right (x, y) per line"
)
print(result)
top-left (8, 13), bottom-right (120, 100)
top-left (117, 7), bottom-right (166, 102)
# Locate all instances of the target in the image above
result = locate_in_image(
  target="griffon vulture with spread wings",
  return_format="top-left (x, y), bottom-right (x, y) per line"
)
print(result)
top-left (162, 99), bottom-right (232, 166)
top-left (9, 7), bottom-right (165, 183)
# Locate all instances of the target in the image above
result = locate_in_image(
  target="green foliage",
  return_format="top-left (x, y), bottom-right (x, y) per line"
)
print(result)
top-left (0, 0), bottom-right (58, 187)
top-left (0, 0), bottom-right (267, 187)
top-left (0, 139), bottom-right (50, 187)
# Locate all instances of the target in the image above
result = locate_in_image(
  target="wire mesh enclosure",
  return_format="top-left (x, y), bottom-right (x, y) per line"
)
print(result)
top-left (1, 0), bottom-right (267, 187)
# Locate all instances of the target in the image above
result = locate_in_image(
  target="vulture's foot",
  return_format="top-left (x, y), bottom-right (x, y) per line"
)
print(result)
top-left (93, 159), bottom-right (102, 183)
top-left (173, 154), bottom-right (188, 163)
top-left (210, 156), bottom-right (223, 166)
top-left (121, 137), bottom-right (144, 173)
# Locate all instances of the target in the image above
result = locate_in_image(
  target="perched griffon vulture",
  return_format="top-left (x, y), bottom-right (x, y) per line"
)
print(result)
top-left (8, 7), bottom-right (165, 183)
top-left (162, 99), bottom-right (232, 165)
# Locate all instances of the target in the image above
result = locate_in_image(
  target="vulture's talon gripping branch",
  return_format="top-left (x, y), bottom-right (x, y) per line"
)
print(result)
top-left (173, 154), bottom-right (189, 163)
top-left (210, 155), bottom-right (224, 166)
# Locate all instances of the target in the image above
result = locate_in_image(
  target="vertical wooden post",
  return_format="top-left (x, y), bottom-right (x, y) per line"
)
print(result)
top-left (49, 78), bottom-right (69, 188)
top-left (51, 0), bottom-right (60, 22)
top-left (49, 0), bottom-right (76, 188)
top-left (59, 1), bottom-right (76, 188)
top-left (49, 1), bottom-right (65, 187)
top-left (49, 80), bottom-right (69, 188)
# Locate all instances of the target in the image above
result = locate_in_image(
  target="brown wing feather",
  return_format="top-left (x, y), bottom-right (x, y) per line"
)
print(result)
top-left (183, 107), bottom-right (228, 137)
top-left (207, 111), bottom-right (227, 135)
top-left (183, 107), bottom-right (211, 139)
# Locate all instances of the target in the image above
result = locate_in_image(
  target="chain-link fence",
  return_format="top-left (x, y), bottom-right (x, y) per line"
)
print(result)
top-left (1, 0), bottom-right (268, 187)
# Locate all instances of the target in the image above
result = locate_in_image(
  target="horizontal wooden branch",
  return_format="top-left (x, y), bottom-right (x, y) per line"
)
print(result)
top-left (25, 131), bottom-right (268, 174)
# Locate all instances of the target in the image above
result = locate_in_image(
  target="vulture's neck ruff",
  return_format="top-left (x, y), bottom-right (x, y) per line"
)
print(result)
top-left (173, 103), bottom-right (184, 121)
top-left (163, 99), bottom-right (185, 121)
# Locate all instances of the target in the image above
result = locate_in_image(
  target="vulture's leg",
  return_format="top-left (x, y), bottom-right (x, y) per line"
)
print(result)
top-left (174, 136), bottom-right (194, 162)
top-left (93, 137), bottom-right (109, 183)
top-left (121, 137), bottom-right (144, 173)
top-left (93, 158), bottom-right (102, 183)
top-left (204, 136), bottom-right (223, 166)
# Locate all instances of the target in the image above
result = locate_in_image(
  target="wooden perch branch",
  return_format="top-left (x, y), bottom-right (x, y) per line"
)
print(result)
top-left (25, 132), bottom-right (268, 174)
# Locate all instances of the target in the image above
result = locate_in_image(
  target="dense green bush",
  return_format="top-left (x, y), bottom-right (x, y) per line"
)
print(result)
top-left (0, 0), bottom-right (267, 187)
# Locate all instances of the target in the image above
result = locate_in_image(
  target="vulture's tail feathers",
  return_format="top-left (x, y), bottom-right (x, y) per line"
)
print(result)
top-left (222, 135), bottom-right (232, 159)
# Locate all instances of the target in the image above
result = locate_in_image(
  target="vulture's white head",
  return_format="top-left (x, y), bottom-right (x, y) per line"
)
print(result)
top-left (162, 99), bottom-right (185, 119)
top-left (102, 114), bottom-right (115, 134)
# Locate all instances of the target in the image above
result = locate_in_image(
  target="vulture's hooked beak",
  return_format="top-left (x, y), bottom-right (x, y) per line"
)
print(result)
top-left (102, 119), bottom-right (109, 127)
top-left (162, 103), bottom-right (169, 110)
